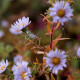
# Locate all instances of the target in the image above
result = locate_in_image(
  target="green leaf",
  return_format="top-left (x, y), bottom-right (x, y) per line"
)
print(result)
top-left (5, 45), bottom-right (13, 53)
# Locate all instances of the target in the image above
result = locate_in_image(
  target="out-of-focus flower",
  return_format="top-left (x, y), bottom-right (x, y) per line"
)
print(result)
top-left (0, 60), bottom-right (8, 74)
top-left (49, 1), bottom-right (73, 25)
top-left (0, 30), bottom-right (4, 38)
top-left (26, 31), bottom-right (38, 39)
top-left (44, 49), bottom-right (67, 74)
top-left (9, 26), bottom-right (22, 35)
top-left (14, 55), bottom-right (23, 64)
top-left (12, 61), bottom-right (31, 80)
top-left (1, 20), bottom-right (9, 28)
top-left (12, 61), bottom-right (28, 73)
top-left (9, 17), bottom-right (31, 35)
top-left (77, 47), bottom-right (80, 58)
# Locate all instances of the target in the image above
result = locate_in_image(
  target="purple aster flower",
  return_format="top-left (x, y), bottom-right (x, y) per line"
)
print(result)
top-left (12, 61), bottom-right (31, 80)
top-left (44, 49), bottom-right (67, 74)
top-left (10, 17), bottom-right (31, 35)
top-left (49, 1), bottom-right (73, 25)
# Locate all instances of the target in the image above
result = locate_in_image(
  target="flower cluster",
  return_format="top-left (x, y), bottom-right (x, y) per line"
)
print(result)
top-left (10, 17), bottom-right (31, 35)
top-left (44, 49), bottom-right (67, 74)
top-left (12, 61), bottom-right (31, 80)
top-left (49, 1), bottom-right (73, 25)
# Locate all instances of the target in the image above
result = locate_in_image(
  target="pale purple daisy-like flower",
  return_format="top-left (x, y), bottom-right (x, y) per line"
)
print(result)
top-left (12, 61), bottom-right (31, 80)
top-left (77, 47), bottom-right (80, 58)
top-left (44, 49), bottom-right (67, 74)
top-left (10, 17), bottom-right (31, 35)
top-left (49, 1), bottom-right (73, 25)
top-left (0, 30), bottom-right (4, 38)
top-left (12, 61), bottom-right (28, 73)
top-left (14, 55), bottom-right (23, 64)
top-left (0, 60), bottom-right (8, 74)
top-left (9, 26), bottom-right (22, 35)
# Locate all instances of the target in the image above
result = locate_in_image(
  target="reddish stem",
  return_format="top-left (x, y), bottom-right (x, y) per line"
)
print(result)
top-left (50, 23), bottom-right (54, 49)
top-left (50, 23), bottom-right (57, 80)
top-left (49, 24), bottom-right (54, 80)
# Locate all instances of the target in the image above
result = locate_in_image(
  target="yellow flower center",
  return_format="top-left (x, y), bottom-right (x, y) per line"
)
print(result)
top-left (22, 22), bottom-right (25, 26)
top-left (17, 24), bottom-right (20, 26)
top-left (52, 57), bottom-right (60, 65)
top-left (16, 30), bottom-right (20, 32)
top-left (17, 58), bottom-right (20, 61)
top-left (0, 66), bottom-right (5, 70)
top-left (57, 9), bottom-right (65, 17)
top-left (18, 65), bottom-right (22, 69)
top-left (21, 72), bottom-right (27, 79)
top-left (22, 72), bottom-right (26, 78)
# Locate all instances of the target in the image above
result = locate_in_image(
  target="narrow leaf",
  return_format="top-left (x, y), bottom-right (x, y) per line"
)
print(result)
top-left (53, 22), bottom-right (60, 31)
top-left (52, 38), bottom-right (70, 41)
top-left (40, 14), bottom-right (53, 25)
top-left (46, 22), bottom-right (51, 36)
top-left (52, 34), bottom-right (62, 48)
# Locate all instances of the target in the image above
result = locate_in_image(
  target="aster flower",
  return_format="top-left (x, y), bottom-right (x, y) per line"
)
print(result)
top-left (9, 26), bottom-right (22, 35)
top-left (12, 61), bottom-right (28, 73)
top-left (49, 1), bottom-right (73, 25)
top-left (14, 55), bottom-right (23, 64)
top-left (77, 47), bottom-right (80, 58)
top-left (0, 30), bottom-right (4, 38)
top-left (10, 17), bottom-right (31, 35)
top-left (12, 61), bottom-right (31, 80)
top-left (0, 60), bottom-right (8, 74)
top-left (44, 49), bottom-right (67, 74)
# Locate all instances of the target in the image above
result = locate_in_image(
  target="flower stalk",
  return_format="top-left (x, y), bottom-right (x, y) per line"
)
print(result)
top-left (50, 23), bottom-right (54, 49)
top-left (49, 23), bottom-right (58, 80)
